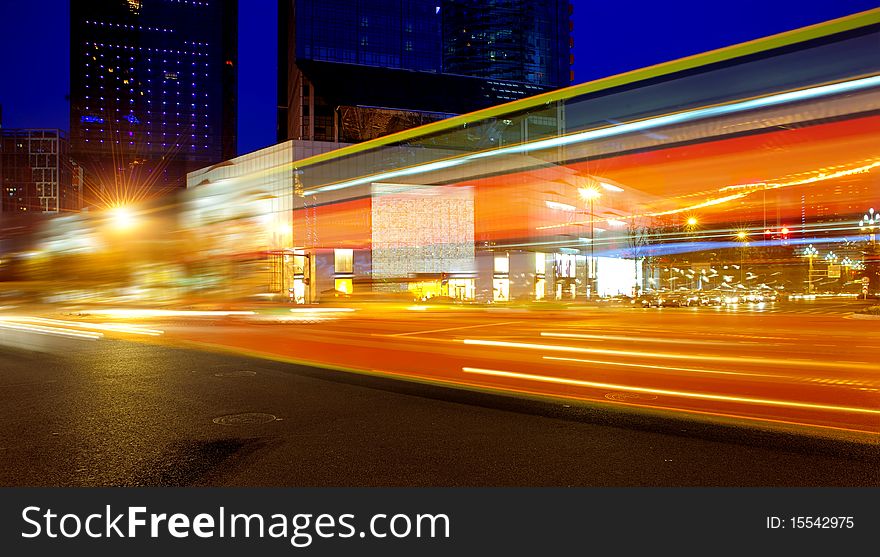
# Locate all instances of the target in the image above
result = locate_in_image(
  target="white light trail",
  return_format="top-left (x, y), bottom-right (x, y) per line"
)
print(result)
top-left (462, 338), bottom-right (868, 370)
top-left (304, 75), bottom-right (880, 196)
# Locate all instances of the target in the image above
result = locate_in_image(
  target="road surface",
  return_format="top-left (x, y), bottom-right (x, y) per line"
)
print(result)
top-left (7, 299), bottom-right (871, 439)
top-left (0, 337), bottom-right (876, 486)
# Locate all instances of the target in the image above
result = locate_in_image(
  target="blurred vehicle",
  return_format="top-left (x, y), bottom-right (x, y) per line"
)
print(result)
top-left (632, 293), bottom-right (660, 307)
top-left (657, 292), bottom-right (688, 307)
top-left (318, 288), bottom-right (352, 303)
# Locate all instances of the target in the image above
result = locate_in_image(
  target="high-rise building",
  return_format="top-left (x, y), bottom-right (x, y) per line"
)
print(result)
top-left (70, 0), bottom-right (237, 202)
top-left (0, 129), bottom-right (83, 214)
top-left (442, 0), bottom-right (573, 87)
top-left (277, 0), bottom-right (569, 148)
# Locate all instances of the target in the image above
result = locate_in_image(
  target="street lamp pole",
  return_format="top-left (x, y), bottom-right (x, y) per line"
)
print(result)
top-left (858, 207), bottom-right (878, 299)
top-left (803, 244), bottom-right (818, 294)
top-left (736, 230), bottom-right (748, 286)
top-left (589, 196), bottom-right (595, 298)
top-left (578, 186), bottom-right (602, 300)
top-left (860, 207), bottom-right (877, 244)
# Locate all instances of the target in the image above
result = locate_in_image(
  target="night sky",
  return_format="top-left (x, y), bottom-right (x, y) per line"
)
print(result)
top-left (0, 0), bottom-right (876, 155)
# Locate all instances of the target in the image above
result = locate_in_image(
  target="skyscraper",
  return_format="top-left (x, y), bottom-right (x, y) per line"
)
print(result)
top-left (70, 0), bottom-right (237, 203)
top-left (442, 0), bottom-right (573, 87)
top-left (277, 0), bottom-right (570, 148)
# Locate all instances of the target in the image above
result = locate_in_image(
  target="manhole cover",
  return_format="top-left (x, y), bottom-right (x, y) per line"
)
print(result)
top-left (214, 370), bottom-right (258, 377)
top-left (604, 392), bottom-right (658, 402)
top-left (212, 412), bottom-right (277, 425)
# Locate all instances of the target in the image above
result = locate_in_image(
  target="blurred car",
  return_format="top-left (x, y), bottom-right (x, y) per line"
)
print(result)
top-left (657, 292), bottom-right (689, 307)
top-left (632, 293), bottom-right (657, 307)
top-left (698, 293), bottom-right (724, 306)
top-left (318, 288), bottom-right (352, 303)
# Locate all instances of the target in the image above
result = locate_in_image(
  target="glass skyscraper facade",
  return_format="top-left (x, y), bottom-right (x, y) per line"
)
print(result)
top-left (70, 0), bottom-right (237, 199)
top-left (442, 0), bottom-right (573, 87)
top-left (277, 0), bottom-right (570, 144)
top-left (295, 0), bottom-right (442, 72)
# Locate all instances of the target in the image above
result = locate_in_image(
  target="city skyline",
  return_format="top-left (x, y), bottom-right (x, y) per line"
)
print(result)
top-left (1, 0), bottom-right (876, 155)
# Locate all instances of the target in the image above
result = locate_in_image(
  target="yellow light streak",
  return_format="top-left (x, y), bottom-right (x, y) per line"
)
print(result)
top-left (288, 308), bottom-right (356, 313)
top-left (462, 338), bottom-right (868, 370)
top-left (81, 309), bottom-right (256, 318)
top-left (540, 331), bottom-right (770, 347)
top-left (461, 367), bottom-right (880, 416)
top-left (542, 356), bottom-right (786, 378)
top-left (536, 159), bottom-right (880, 231)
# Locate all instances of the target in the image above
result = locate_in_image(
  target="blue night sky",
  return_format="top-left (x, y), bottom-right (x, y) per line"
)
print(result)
top-left (0, 0), bottom-right (876, 155)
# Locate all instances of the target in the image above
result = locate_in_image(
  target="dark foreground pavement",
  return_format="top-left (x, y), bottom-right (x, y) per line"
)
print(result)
top-left (0, 339), bottom-right (877, 487)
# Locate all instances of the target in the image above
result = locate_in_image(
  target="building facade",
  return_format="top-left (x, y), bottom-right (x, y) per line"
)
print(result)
top-left (70, 0), bottom-right (237, 201)
top-left (0, 129), bottom-right (83, 215)
top-left (191, 10), bottom-right (880, 302)
top-left (442, 0), bottom-right (573, 87)
top-left (277, 0), bottom-right (567, 146)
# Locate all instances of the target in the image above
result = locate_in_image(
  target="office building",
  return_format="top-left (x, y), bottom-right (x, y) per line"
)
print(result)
top-left (69, 0), bottom-right (237, 199)
top-left (442, 0), bottom-right (574, 87)
top-left (277, 0), bottom-right (567, 147)
top-left (0, 129), bottom-right (83, 214)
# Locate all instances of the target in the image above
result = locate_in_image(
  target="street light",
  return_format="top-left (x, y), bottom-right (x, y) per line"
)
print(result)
top-left (108, 206), bottom-right (137, 232)
top-left (735, 230), bottom-right (749, 285)
top-left (859, 207), bottom-right (877, 243)
top-left (802, 244), bottom-right (819, 294)
top-left (578, 186), bottom-right (602, 299)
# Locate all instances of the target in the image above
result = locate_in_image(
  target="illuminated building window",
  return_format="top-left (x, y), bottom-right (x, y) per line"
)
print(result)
top-left (535, 252), bottom-right (545, 274)
top-left (447, 278), bottom-right (475, 301)
top-left (494, 254), bottom-right (509, 273)
top-left (334, 248), bottom-right (353, 274)
top-left (334, 278), bottom-right (353, 294)
top-left (493, 278), bottom-right (509, 302)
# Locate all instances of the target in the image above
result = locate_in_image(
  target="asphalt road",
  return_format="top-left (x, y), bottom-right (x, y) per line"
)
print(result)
top-left (0, 336), bottom-right (877, 487)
